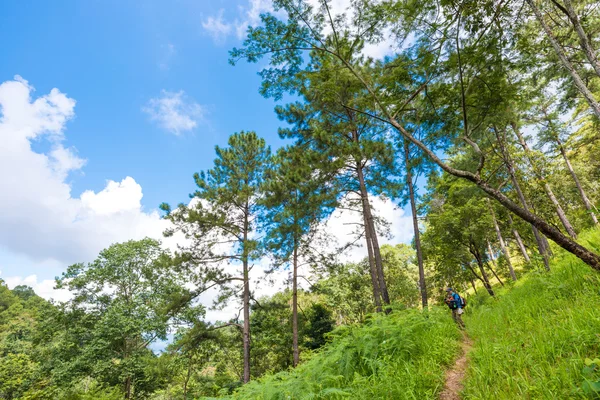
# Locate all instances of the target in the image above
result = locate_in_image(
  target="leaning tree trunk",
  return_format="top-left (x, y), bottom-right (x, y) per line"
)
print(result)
top-left (301, 45), bottom-right (600, 271)
top-left (471, 246), bottom-right (495, 297)
top-left (404, 140), bottom-right (428, 308)
top-left (242, 205), bottom-right (251, 384)
top-left (272, 26), bottom-right (600, 271)
top-left (495, 129), bottom-right (551, 270)
top-left (488, 200), bottom-right (517, 280)
top-left (508, 214), bottom-right (531, 263)
top-left (557, 139), bottom-right (599, 226)
top-left (512, 122), bottom-right (577, 239)
top-left (563, 0), bottom-right (600, 78)
top-left (525, 0), bottom-right (600, 119)
top-left (470, 278), bottom-right (478, 294)
top-left (487, 261), bottom-right (505, 287)
top-left (487, 240), bottom-right (506, 287)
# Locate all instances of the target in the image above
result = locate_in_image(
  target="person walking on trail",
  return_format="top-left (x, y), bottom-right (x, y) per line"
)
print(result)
top-left (445, 287), bottom-right (465, 329)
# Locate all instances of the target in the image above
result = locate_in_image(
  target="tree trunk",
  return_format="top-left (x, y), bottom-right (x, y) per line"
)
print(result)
top-left (484, 242), bottom-right (504, 286)
top-left (508, 214), bottom-right (531, 263)
top-left (292, 241), bottom-right (299, 367)
top-left (242, 204), bottom-right (251, 384)
top-left (363, 210), bottom-right (382, 311)
top-left (365, 200), bottom-right (390, 306)
top-left (315, 52), bottom-right (600, 271)
top-left (125, 376), bottom-right (132, 399)
top-left (290, 32), bottom-right (600, 271)
top-left (487, 261), bottom-right (505, 287)
top-left (525, 0), bottom-right (600, 119)
top-left (471, 245), bottom-right (495, 296)
top-left (356, 159), bottom-right (390, 306)
top-left (562, 0), bottom-right (600, 78)
top-left (494, 127), bottom-right (552, 270)
top-left (488, 200), bottom-right (517, 280)
top-left (511, 122), bottom-right (577, 239)
top-left (557, 139), bottom-right (599, 225)
top-left (470, 278), bottom-right (477, 294)
top-left (404, 140), bottom-right (428, 308)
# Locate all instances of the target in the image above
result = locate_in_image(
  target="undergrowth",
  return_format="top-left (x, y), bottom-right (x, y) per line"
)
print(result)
top-left (212, 308), bottom-right (461, 400)
top-left (463, 229), bottom-right (600, 399)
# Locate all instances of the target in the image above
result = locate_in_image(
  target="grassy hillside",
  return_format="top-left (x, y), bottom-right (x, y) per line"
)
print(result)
top-left (217, 229), bottom-right (600, 400)
top-left (217, 308), bottom-right (461, 400)
top-left (463, 229), bottom-right (600, 399)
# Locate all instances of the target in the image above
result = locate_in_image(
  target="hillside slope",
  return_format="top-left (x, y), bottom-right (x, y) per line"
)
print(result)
top-left (463, 230), bottom-right (600, 399)
top-left (217, 309), bottom-right (461, 400)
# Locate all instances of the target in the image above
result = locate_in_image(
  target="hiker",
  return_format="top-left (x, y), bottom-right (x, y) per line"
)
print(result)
top-left (445, 287), bottom-right (465, 329)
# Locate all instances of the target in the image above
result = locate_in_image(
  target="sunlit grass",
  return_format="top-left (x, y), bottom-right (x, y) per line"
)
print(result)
top-left (463, 229), bottom-right (600, 399)
top-left (214, 308), bottom-right (461, 400)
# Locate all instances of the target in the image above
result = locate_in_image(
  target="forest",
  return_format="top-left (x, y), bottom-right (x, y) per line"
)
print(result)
top-left (1, 0), bottom-right (600, 398)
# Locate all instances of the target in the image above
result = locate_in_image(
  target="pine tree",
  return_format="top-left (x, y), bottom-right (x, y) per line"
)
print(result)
top-left (161, 131), bottom-right (271, 383)
top-left (261, 144), bottom-right (335, 366)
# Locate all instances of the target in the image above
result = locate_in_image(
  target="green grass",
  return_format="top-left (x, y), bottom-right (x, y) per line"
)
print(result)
top-left (463, 229), bottom-right (600, 399)
top-left (215, 308), bottom-right (461, 400)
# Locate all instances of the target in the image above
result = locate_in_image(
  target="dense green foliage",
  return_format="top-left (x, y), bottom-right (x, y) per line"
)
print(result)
top-left (464, 229), bottom-right (600, 399)
top-left (3, 0), bottom-right (600, 398)
top-left (228, 308), bottom-right (461, 400)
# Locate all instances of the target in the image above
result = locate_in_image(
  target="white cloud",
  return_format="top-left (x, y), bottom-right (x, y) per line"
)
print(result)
top-left (0, 76), bottom-right (412, 317)
top-left (323, 195), bottom-right (414, 263)
top-left (143, 90), bottom-right (205, 135)
top-left (202, 0), bottom-right (394, 58)
top-left (2, 274), bottom-right (71, 303)
top-left (235, 0), bottom-right (275, 39)
top-left (0, 76), bottom-right (176, 301)
top-left (202, 9), bottom-right (234, 43)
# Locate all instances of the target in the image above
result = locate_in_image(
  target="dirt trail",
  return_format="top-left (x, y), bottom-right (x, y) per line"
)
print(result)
top-left (439, 333), bottom-right (472, 400)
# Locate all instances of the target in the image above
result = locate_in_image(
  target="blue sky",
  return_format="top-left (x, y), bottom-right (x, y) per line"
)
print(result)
top-left (1, 0), bottom-right (287, 209)
top-left (0, 0), bottom-right (413, 307)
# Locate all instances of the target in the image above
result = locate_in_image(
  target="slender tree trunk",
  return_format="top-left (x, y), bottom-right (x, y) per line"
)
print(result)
top-left (297, 35), bottom-right (600, 270)
top-left (557, 140), bottom-right (599, 225)
top-left (473, 250), bottom-right (495, 297)
top-left (183, 357), bottom-right (193, 399)
top-left (511, 122), bottom-right (577, 239)
top-left (292, 241), bottom-right (299, 367)
top-left (365, 202), bottom-right (390, 305)
top-left (508, 214), bottom-right (531, 263)
top-left (512, 174), bottom-right (551, 271)
top-left (363, 210), bottom-right (382, 311)
top-left (404, 140), bottom-right (428, 308)
top-left (487, 261), bottom-right (505, 286)
top-left (494, 127), bottom-right (552, 270)
top-left (484, 242), bottom-right (504, 286)
top-left (242, 204), bottom-right (251, 384)
top-left (488, 200), bottom-right (517, 280)
top-left (562, 0), bottom-right (600, 78)
top-left (525, 0), bottom-right (600, 119)
top-left (125, 376), bottom-right (132, 400)
top-left (385, 118), bottom-right (600, 269)
top-left (356, 160), bottom-right (390, 305)
top-left (470, 278), bottom-right (477, 294)
top-left (486, 239), bottom-right (501, 277)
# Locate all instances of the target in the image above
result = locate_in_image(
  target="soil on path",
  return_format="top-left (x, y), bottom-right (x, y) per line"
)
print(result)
top-left (439, 332), bottom-right (472, 400)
